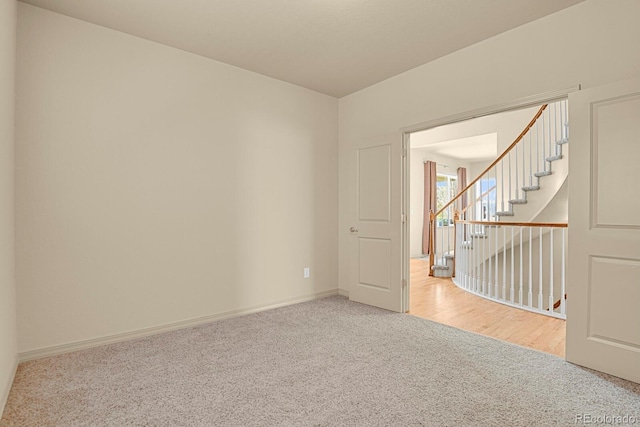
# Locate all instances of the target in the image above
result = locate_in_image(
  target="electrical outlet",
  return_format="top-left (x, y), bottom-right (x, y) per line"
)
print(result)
top-left (303, 268), bottom-right (310, 278)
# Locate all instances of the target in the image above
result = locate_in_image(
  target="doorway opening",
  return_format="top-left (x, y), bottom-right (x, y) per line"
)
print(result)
top-left (405, 100), bottom-right (569, 357)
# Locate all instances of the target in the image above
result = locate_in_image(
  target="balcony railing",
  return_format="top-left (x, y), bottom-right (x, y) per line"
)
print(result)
top-left (454, 221), bottom-right (567, 319)
top-left (428, 99), bottom-right (569, 319)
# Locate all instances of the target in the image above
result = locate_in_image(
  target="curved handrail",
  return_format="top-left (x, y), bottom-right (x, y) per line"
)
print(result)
top-left (460, 185), bottom-right (496, 215)
top-left (434, 104), bottom-right (548, 218)
top-left (456, 220), bottom-right (567, 228)
top-left (429, 103), bottom-right (551, 275)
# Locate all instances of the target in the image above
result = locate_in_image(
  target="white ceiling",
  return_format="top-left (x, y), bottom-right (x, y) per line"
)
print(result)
top-left (413, 133), bottom-right (498, 162)
top-left (410, 104), bottom-right (540, 163)
top-left (20, 0), bottom-right (584, 98)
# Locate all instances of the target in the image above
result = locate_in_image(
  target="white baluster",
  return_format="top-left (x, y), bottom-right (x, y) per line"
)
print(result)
top-left (447, 205), bottom-right (450, 261)
top-left (481, 178), bottom-right (485, 221)
top-left (519, 226), bottom-right (523, 306)
top-left (538, 227), bottom-right (543, 311)
top-left (501, 161), bottom-right (505, 212)
top-left (549, 228), bottom-right (554, 313)
top-left (528, 227), bottom-right (533, 308)
top-left (509, 151), bottom-right (512, 204)
top-left (502, 226), bottom-right (507, 301)
top-left (494, 225), bottom-right (499, 298)
top-left (542, 112), bottom-right (546, 172)
top-left (516, 143), bottom-right (519, 201)
top-left (476, 223), bottom-right (481, 292)
top-left (552, 102), bottom-right (557, 155)
top-left (480, 221), bottom-right (487, 294)
top-left (494, 166), bottom-right (498, 220)
top-left (456, 223), bottom-right (461, 284)
top-left (529, 128), bottom-right (533, 186)
top-left (464, 223), bottom-right (468, 288)
top-left (460, 223), bottom-right (464, 287)
top-left (559, 100), bottom-right (563, 141)
top-left (469, 224), bottom-right (472, 290)
top-left (565, 99), bottom-right (570, 140)
top-left (510, 227), bottom-right (514, 304)
top-left (474, 223), bottom-right (478, 292)
top-left (536, 119), bottom-right (541, 175)
top-left (488, 225), bottom-right (492, 296)
top-left (561, 228), bottom-right (566, 316)
top-left (439, 221), bottom-right (443, 268)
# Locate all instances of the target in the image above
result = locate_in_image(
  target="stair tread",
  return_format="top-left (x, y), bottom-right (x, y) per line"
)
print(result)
top-left (522, 185), bottom-right (540, 191)
top-left (534, 170), bottom-right (552, 177)
top-left (557, 137), bottom-right (569, 145)
top-left (509, 199), bottom-right (527, 204)
top-left (546, 154), bottom-right (563, 161)
top-left (431, 264), bottom-right (450, 270)
top-left (496, 211), bottom-right (514, 216)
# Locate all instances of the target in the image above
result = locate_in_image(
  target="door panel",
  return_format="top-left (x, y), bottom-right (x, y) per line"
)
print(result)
top-left (592, 94), bottom-right (640, 227)
top-left (567, 76), bottom-right (640, 383)
top-left (349, 135), bottom-right (402, 312)
top-left (358, 145), bottom-right (391, 222)
top-left (588, 257), bottom-right (640, 348)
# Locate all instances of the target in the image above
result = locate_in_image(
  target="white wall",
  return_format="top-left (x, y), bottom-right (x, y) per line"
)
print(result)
top-left (338, 0), bottom-right (640, 293)
top-left (411, 105), bottom-right (538, 154)
top-left (0, 0), bottom-right (17, 414)
top-left (469, 160), bottom-right (492, 183)
top-left (16, 4), bottom-right (338, 354)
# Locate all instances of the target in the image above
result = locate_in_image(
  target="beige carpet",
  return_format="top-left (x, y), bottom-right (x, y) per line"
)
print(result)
top-left (1, 296), bottom-right (639, 426)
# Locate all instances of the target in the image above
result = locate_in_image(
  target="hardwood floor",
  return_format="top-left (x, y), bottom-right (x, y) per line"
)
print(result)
top-left (409, 258), bottom-right (566, 357)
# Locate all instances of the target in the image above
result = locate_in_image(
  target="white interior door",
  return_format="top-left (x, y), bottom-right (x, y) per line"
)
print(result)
top-left (349, 134), bottom-right (403, 312)
top-left (567, 76), bottom-right (640, 383)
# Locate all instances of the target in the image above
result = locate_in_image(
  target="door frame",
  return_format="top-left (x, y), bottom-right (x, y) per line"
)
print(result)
top-left (400, 85), bottom-right (580, 315)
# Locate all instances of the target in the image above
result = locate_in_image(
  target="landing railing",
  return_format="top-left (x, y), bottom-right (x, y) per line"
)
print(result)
top-left (428, 99), bottom-right (569, 319)
top-left (429, 100), bottom-right (569, 272)
top-left (454, 221), bottom-right (567, 319)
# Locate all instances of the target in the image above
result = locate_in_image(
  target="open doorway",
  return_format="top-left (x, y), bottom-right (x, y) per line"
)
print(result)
top-left (406, 101), bottom-right (568, 357)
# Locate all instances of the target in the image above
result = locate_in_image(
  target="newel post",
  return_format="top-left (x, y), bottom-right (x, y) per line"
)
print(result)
top-left (428, 210), bottom-right (435, 276)
top-left (452, 209), bottom-right (460, 277)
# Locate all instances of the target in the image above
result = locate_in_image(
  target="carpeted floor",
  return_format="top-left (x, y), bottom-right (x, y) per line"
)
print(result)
top-left (1, 296), bottom-right (639, 426)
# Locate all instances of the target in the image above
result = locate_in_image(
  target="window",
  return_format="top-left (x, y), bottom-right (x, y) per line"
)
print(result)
top-left (475, 177), bottom-right (496, 220)
top-left (436, 174), bottom-right (457, 226)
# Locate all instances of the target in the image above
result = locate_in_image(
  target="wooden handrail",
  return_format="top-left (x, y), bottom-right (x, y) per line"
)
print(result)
top-left (456, 220), bottom-right (567, 228)
top-left (460, 185), bottom-right (496, 215)
top-left (434, 104), bottom-right (548, 218)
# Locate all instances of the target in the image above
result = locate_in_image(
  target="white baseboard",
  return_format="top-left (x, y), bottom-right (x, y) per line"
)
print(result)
top-left (19, 289), bottom-right (340, 363)
top-left (338, 288), bottom-right (349, 297)
top-left (0, 355), bottom-right (18, 418)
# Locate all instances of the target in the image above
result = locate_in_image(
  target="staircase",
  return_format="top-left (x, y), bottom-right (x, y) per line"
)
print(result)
top-left (428, 100), bottom-right (569, 319)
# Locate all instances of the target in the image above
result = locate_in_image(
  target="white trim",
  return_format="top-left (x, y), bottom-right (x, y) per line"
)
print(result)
top-left (401, 132), bottom-right (410, 313)
top-left (18, 289), bottom-right (340, 362)
top-left (400, 86), bottom-right (580, 316)
top-left (0, 355), bottom-right (18, 417)
top-left (401, 85), bottom-right (580, 134)
top-left (451, 275), bottom-right (566, 320)
top-left (337, 288), bottom-right (349, 297)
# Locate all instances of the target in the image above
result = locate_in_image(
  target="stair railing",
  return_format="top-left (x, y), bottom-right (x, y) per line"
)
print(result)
top-left (427, 99), bottom-right (570, 319)
top-left (454, 220), bottom-right (568, 319)
top-left (428, 100), bottom-right (569, 275)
